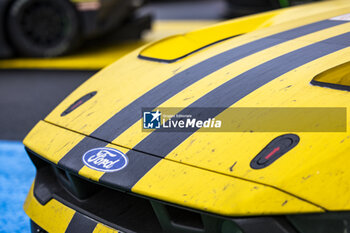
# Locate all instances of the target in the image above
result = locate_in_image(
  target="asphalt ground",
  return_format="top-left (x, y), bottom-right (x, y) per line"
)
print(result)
top-left (0, 70), bottom-right (96, 140)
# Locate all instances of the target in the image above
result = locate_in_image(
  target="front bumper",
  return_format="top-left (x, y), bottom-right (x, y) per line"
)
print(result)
top-left (25, 174), bottom-right (350, 233)
top-left (23, 121), bottom-right (325, 233)
top-left (24, 175), bottom-right (303, 233)
top-left (25, 183), bottom-right (123, 233)
top-left (24, 174), bottom-right (350, 233)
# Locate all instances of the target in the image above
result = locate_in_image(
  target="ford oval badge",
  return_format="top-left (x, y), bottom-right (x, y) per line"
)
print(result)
top-left (82, 147), bottom-right (128, 172)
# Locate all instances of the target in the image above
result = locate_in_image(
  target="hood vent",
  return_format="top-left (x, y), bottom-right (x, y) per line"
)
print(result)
top-left (311, 61), bottom-right (350, 91)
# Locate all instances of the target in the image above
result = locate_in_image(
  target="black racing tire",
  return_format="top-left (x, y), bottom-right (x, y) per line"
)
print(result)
top-left (227, 0), bottom-right (279, 9)
top-left (7, 0), bottom-right (80, 57)
top-left (225, 0), bottom-right (281, 16)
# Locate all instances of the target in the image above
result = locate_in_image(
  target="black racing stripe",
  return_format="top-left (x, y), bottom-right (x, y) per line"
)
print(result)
top-left (58, 20), bottom-right (345, 172)
top-left (58, 136), bottom-right (106, 172)
top-left (90, 20), bottom-right (344, 142)
top-left (130, 32), bottom-right (350, 157)
top-left (65, 212), bottom-right (97, 233)
top-left (101, 31), bottom-right (350, 187)
top-left (100, 149), bottom-right (162, 190)
top-left (60, 20), bottom-right (346, 181)
top-left (58, 132), bottom-right (161, 190)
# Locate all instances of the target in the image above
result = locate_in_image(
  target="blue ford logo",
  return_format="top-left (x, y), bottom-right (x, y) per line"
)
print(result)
top-left (82, 147), bottom-right (128, 172)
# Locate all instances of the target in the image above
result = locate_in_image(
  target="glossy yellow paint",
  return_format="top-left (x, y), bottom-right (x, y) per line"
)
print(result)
top-left (312, 60), bottom-right (350, 87)
top-left (139, 11), bottom-right (282, 61)
top-left (23, 121), bottom-right (85, 164)
top-left (78, 166), bottom-right (105, 182)
top-left (0, 21), bottom-right (216, 70)
top-left (139, 0), bottom-right (350, 61)
top-left (44, 2), bottom-right (350, 137)
top-left (163, 46), bottom-right (350, 211)
top-left (132, 159), bottom-right (323, 216)
top-left (23, 120), bottom-right (125, 182)
top-left (113, 21), bottom-right (350, 149)
top-left (23, 0), bottom-right (350, 218)
top-left (93, 223), bottom-right (120, 233)
top-left (22, 120), bottom-right (323, 215)
top-left (24, 184), bottom-right (75, 233)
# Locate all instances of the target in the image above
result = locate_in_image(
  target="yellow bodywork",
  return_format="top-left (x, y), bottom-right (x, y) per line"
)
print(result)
top-left (23, 0), bottom-right (350, 232)
top-left (312, 60), bottom-right (350, 87)
top-left (139, 2), bottom-right (346, 62)
top-left (139, 11), bottom-right (284, 62)
top-left (24, 120), bottom-right (323, 216)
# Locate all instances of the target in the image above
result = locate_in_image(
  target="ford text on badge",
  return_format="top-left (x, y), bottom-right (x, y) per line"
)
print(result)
top-left (82, 147), bottom-right (128, 172)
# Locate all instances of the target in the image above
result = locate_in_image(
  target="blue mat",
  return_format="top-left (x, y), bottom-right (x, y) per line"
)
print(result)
top-left (0, 140), bottom-right (35, 233)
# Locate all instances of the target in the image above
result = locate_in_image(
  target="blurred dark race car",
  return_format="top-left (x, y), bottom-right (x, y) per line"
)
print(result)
top-left (0, 0), bottom-right (150, 57)
top-left (226, 0), bottom-right (320, 16)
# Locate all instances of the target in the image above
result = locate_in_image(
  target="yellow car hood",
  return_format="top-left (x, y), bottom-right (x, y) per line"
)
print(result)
top-left (25, 0), bottom-right (350, 215)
